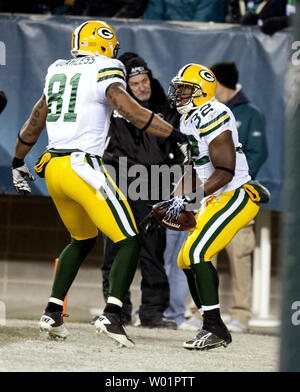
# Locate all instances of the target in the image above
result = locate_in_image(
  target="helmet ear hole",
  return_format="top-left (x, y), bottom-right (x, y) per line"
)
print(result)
top-left (101, 46), bottom-right (106, 53)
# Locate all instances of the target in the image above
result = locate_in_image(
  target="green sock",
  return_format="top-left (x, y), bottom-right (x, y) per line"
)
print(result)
top-left (190, 261), bottom-right (219, 306)
top-left (108, 235), bottom-right (141, 301)
top-left (183, 268), bottom-right (202, 309)
top-left (51, 237), bottom-right (97, 300)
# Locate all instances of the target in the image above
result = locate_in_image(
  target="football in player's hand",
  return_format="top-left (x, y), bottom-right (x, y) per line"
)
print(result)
top-left (152, 202), bottom-right (196, 231)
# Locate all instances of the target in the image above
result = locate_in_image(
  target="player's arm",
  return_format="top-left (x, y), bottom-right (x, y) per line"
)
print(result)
top-left (175, 131), bottom-right (236, 198)
top-left (12, 94), bottom-right (48, 195)
top-left (14, 94), bottom-right (48, 159)
top-left (159, 130), bottom-right (235, 222)
top-left (106, 82), bottom-right (174, 138)
top-left (205, 130), bottom-right (235, 195)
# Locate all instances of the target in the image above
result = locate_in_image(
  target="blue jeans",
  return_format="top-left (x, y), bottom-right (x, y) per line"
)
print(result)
top-left (163, 230), bottom-right (190, 325)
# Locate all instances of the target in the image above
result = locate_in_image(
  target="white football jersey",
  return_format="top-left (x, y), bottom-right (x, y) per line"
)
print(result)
top-left (180, 98), bottom-right (250, 196)
top-left (43, 55), bottom-right (126, 156)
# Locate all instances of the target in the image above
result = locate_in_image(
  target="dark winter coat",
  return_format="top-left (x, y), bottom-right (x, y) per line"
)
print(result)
top-left (226, 87), bottom-right (268, 179)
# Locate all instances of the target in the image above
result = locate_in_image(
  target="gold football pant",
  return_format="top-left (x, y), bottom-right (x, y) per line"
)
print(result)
top-left (177, 188), bottom-right (260, 268)
top-left (44, 155), bottom-right (139, 302)
top-left (177, 188), bottom-right (259, 309)
top-left (45, 155), bottom-right (138, 242)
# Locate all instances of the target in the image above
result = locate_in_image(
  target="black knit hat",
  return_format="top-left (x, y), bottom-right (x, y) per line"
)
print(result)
top-left (118, 52), bottom-right (152, 81)
top-left (210, 62), bottom-right (239, 89)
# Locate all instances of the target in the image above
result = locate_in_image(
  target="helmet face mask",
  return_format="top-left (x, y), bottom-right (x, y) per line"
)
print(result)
top-left (71, 20), bottom-right (119, 58)
top-left (168, 64), bottom-right (216, 114)
top-left (168, 82), bottom-right (204, 114)
top-left (113, 43), bottom-right (120, 58)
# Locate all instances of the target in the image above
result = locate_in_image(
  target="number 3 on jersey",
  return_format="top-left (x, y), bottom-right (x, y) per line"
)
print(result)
top-left (47, 73), bottom-right (81, 122)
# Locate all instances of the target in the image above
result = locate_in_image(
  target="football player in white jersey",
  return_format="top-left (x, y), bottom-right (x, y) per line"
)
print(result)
top-left (159, 63), bottom-right (269, 350)
top-left (11, 20), bottom-right (185, 347)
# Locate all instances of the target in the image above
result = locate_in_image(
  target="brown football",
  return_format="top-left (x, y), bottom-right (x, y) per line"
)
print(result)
top-left (152, 202), bottom-right (196, 231)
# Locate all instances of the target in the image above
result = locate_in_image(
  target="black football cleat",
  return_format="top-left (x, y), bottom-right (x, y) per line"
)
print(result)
top-left (95, 312), bottom-right (135, 348)
top-left (39, 311), bottom-right (69, 340)
top-left (183, 328), bottom-right (232, 350)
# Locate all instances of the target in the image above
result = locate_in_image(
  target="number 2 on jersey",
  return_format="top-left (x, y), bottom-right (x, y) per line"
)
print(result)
top-left (47, 73), bottom-right (81, 122)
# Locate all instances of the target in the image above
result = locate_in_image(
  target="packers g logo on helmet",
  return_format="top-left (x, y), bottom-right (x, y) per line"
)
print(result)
top-left (168, 64), bottom-right (216, 114)
top-left (199, 69), bottom-right (215, 82)
top-left (97, 27), bottom-right (114, 39)
top-left (71, 20), bottom-right (120, 58)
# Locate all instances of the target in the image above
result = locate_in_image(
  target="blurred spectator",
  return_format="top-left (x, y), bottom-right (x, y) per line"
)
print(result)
top-left (0, 90), bottom-right (7, 114)
top-left (210, 61), bottom-right (268, 333)
top-left (59, 0), bottom-right (149, 17)
top-left (0, 1), bottom-right (63, 14)
top-left (52, 0), bottom-right (79, 15)
top-left (226, 0), bottom-right (295, 34)
top-left (0, 0), bottom-right (149, 17)
top-left (144, 0), bottom-right (230, 22)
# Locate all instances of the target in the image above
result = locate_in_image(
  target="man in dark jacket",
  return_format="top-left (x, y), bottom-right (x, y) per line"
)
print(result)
top-left (210, 61), bottom-right (268, 333)
top-left (100, 52), bottom-right (183, 328)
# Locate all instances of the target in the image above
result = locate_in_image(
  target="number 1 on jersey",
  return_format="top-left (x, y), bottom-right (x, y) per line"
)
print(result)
top-left (47, 73), bottom-right (81, 122)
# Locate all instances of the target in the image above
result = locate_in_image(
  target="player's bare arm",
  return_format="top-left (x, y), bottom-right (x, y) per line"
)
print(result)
top-left (166, 131), bottom-right (235, 202)
top-left (168, 130), bottom-right (235, 201)
top-left (205, 130), bottom-right (236, 195)
top-left (15, 95), bottom-right (48, 159)
top-left (106, 83), bottom-right (173, 138)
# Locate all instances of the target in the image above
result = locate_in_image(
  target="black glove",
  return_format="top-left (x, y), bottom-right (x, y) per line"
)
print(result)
top-left (241, 12), bottom-right (258, 26)
top-left (12, 157), bottom-right (35, 195)
top-left (140, 211), bottom-right (162, 235)
top-left (178, 141), bottom-right (192, 165)
top-left (170, 128), bottom-right (189, 144)
top-left (170, 128), bottom-right (192, 164)
top-left (0, 91), bottom-right (7, 114)
top-left (260, 16), bottom-right (288, 35)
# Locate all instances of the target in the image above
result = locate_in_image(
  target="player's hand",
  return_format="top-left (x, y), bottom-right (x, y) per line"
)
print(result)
top-left (140, 211), bottom-right (161, 235)
top-left (160, 196), bottom-right (188, 222)
top-left (170, 128), bottom-right (191, 164)
top-left (178, 141), bottom-right (192, 165)
top-left (171, 128), bottom-right (189, 144)
top-left (12, 159), bottom-right (35, 195)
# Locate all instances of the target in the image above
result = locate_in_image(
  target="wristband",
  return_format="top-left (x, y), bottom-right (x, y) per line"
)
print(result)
top-left (215, 166), bottom-right (235, 176)
top-left (12, 157), bottom-right (24, 169)
top-left (18, 131), bottom-right (36, 146)
top-left (139, 112), bottom-right (155, 132)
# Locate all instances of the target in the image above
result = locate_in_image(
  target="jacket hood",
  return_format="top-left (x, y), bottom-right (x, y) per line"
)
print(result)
top-left (226, 84), bottom-right (250, 108)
